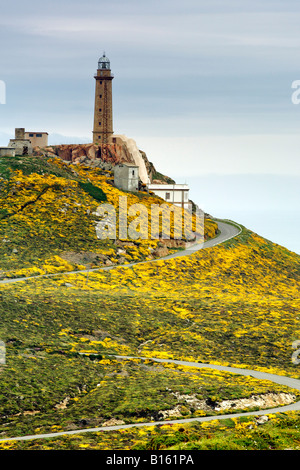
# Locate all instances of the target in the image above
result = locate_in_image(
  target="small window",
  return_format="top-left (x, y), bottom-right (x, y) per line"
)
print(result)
top-left (132, 170), bottom-right (135, 176)
top-left (36, 134), bottom-right (42, 137)
top-left (165, 192), bottom-right (170, 200)
top-left (99, 122), bottom-right (101, 126)
top-left (112, 138), bottom-right (116, 144)
top-left (29, 133), bottom-right (34, 137)
top-left (99, 94), bottom-right (102, 98)
top-left (99, 108), bottom-right (102, 112)
top-left (100, 81), bottom-right (102, 84)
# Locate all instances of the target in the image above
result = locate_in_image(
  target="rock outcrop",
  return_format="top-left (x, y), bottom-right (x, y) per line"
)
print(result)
top-left (34, 142), bottom-right (135, 169)
top-left (140, 149), bottom-right (175, 184)
top-left (157, 391), bottom-right (296, 420)
top-left (33, 141), bottom-right (174, 184)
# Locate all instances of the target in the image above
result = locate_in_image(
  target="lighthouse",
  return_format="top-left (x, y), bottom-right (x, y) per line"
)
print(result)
top-left (93, 53), bottom-right (114, 145)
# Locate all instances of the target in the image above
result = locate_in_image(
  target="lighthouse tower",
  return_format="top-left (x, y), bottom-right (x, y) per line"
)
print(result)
top-left (93, 53), bottom-right (114, 145)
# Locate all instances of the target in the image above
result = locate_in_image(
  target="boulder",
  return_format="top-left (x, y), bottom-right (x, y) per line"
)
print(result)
top-left (152, 246), bottom-right (169, 257)
top-left (256, 415), bottom-right (269, 425)
top-left (102, 418), bottom-right (125, 427)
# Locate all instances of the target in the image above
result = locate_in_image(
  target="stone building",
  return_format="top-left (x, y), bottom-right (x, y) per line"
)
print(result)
top-left (8, 128), bottom-right (33, 155)
top-left (25, 131), bottom-right (48, 148)
top-left (92, 55), bottom-right (151, 189)
top-left (93, 53), bottom-right (114, 145)
top-left (0, 147), bottom-right (15, 157)
top-left (114, 163), bottom-right (139, 192)
top-left (108, 134), bottom-right (149, 185)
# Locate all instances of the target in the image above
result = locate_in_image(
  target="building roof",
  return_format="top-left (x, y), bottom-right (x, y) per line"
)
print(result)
top-left (148, 183), bottom-right (189, 190)
top-left (115, 162), bottom-right (139, 168)
top-left (25, 132), bottom-right (48, 135)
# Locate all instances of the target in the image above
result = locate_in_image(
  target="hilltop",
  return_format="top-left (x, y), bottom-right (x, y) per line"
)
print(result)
top-left (0, 155), bottom-right (217, 280)
top-left (32, 143), bottom-right (175, 184)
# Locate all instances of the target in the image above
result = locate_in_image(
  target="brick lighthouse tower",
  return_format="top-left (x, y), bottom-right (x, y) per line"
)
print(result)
top-left (93, 53), bottom-right (114, 145)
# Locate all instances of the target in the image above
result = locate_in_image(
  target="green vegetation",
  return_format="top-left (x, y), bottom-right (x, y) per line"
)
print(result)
top-left (0, 155), bottom-right (299, 450)
top-left (1, 353), bottom-right (296, 440)
top-left (0, 156), bottom-right (218, 278)
top-left (78, 181), bottom-right (107, 203)
top-left (1, 412), bottom-right (300, 450)
top-left (151, 170), bottom-right (175, 184)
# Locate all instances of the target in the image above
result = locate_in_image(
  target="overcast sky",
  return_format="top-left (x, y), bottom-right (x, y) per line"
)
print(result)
top-left (1, 0), bottom-right (300, 175)
top-left (0, 0), bottom-right (300, 251)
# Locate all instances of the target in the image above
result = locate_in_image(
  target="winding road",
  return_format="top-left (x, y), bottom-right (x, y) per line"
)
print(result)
top-left (0, 219), bottom-right (241, 285)
top-left (1, 354), bottom-right (300, 443)
top-left (2, 218), bottom-right (299, 443)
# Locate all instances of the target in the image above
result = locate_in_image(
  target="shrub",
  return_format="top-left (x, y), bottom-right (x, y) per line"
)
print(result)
top-left (78, 182), bottom-right (107, 202)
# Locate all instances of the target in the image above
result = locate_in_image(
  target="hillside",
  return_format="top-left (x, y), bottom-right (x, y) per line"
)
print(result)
top-left (0, 155), bottom-right (217, 280)
top-left (33, 143), bottom-right (175, 184)
top-left (0, 155), bottom-right (300, 450)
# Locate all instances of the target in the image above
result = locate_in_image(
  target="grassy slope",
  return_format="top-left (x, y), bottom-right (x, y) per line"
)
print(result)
top-left (0, 155), bottom-right (217, 278)
top-left (0, 156), bottom-right (300, 449)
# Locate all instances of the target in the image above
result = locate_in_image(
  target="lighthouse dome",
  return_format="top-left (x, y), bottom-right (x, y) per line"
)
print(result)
top-left (98, 53), bottom-right (110, 70)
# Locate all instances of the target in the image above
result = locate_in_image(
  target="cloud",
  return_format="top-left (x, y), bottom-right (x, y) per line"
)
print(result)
top-left (3, 7), bottom-right (300, 52)
top-left (1, 0), bottom-right (300, 177)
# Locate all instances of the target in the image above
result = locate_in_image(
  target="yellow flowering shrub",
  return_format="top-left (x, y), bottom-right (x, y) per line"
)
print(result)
top-left (0, 157), bottom-right (217, 279)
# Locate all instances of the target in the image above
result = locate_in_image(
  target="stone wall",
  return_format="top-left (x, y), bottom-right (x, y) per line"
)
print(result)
top-left (36, 143), bottom-right (136, 168)
top-left (0, 147), bottom-right (15, 157)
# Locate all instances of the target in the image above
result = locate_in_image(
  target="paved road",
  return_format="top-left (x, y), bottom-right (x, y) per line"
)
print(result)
top-left (1, 354), bottom-right (299, 443)
top-left (0, 219), bottom-right (241, 285)
top-left (4, 218), bottom-right (283, 443)
top-left (148, 219), bottom-right (242, 260)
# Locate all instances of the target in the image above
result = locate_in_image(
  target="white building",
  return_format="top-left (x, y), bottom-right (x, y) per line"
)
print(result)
top-left (147, 183), bottom-right (191, 210)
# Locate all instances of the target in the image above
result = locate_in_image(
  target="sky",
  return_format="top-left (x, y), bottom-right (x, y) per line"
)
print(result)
top-left (0, 0), bottom-right (300, 252)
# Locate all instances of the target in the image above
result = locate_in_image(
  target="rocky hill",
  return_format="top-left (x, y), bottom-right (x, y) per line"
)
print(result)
top-left (33, 143), bottom-right (173, 184)
top-left (0, 155), bottom-right (218, 280)
top-left (1, 153), bottom-right (300, 451)
top-left (0, 210), bottom-right (300, 449)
